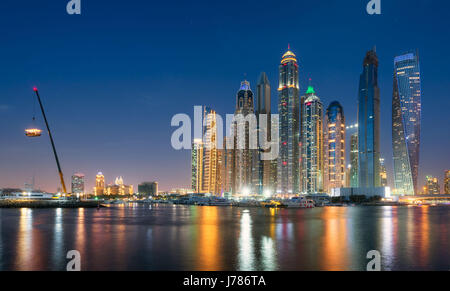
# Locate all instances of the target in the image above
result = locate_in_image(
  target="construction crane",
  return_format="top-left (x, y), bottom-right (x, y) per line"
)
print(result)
top-left (28, 87), bottom-right (68, 194)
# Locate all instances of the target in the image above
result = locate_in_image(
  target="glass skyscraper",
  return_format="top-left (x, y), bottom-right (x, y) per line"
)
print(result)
top-left (349, 133), bottom-right (358, 187)
top-left (392, 51), bottom-right (421, 195)
top-left (324, 101), bottom-right (345, 193)
top-left (301, 86), bottom-right (323, 194)
top-left (357, 48), bottom-right (381, 188)
top-left (277, 48), bottom-right (300, 194)
top-left (254, 72), bottom-right (273, 195)
top-left (233, 81), bottom-right (255, 195)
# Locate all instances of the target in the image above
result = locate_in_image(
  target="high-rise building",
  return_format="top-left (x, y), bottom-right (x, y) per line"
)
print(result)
top-left (445, 170), bottom-right (450, 194)
top-left (380, 158), bottom-right (387, 187)
top-left (301, 86), bottom-right (324, 194)
top-left (191, 138), bottom-right (204, 193)
top-left (324, 101), bottom-right (345, 193)
top-left (202, 108), bottom-right (221, 195)
top-left (254, 72), bottom-right (274, 195)
top-left (94, 172), bottom-right (105, 196)
top-left (106, 176), bottom-right (133, 195)
top-left (233, 81), bottom-right (255, 195)
top-left (349, 133), bottom-right (359, 187)
top-left (278, 47), bottom-right (300, 194)
top-left (424, 176), bottom-right (440, 195)
top-left (358, 48), bottom-right (381, 188)
top-left (138, 182), bottom-right (158, 196)
top-left (392, 51), bottom-right (422, 196)
top-left (221, 137), bottom-right (234, 196)
top-left (71, 173), bottom-right (85, 194)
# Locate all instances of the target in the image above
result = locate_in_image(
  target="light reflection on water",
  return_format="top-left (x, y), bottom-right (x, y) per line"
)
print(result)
top-left (0, 205), bottom-right (449, 271)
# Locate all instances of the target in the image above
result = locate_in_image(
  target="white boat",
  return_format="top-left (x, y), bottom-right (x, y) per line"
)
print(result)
top-left (282, 197), bottom-right (315, 208)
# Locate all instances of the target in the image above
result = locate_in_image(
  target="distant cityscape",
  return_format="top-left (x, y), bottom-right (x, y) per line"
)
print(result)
top-left (188, 47), bottom-right (449, 199)
top-left (0, 47), bottom-right (449, 201)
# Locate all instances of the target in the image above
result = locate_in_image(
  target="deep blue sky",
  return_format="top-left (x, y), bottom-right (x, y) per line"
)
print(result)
top-left (0, 0), bottom-right (449, 192)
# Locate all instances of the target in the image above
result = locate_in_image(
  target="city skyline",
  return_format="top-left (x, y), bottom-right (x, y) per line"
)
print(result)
top-left (1, 1), bottom-right (449, 192)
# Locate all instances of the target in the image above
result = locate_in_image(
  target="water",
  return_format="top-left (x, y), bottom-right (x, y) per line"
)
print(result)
top-left (0, 204), bottom-right (449, 271)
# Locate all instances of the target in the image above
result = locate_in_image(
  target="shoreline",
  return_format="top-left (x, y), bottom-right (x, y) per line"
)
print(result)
top-left (0, 199), bottom-right (102, 208)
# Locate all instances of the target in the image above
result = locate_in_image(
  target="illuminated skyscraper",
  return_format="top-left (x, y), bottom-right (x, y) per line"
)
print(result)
top-left (202, 108), bottom-right (221, 195)
top-left (94, 172), bottom-right (105, 195)
top-left (445, 170), bottom-right (450, 194)
top-left (380, 158), bottom-right (387, 187)
top-left (254, 72), bottom-right (274, 195)
top-left (278, 47), bottom-right (300, 194)
top-left (358, 48), bottom-right (381, 188)
top-left (221, 137), bottom-right (234, 196)
top-left (71, 173), bottom-right (85, 195)
top-left (233, 81), bottom-right (255, 195)
top-left (425, 176), bottom-right (440, 195)
top-left (324, 101), bottom-right (345, 193)
top-left (301, 86), bottom-right (323, 194)
top-left (349, 133), bottom-right (359, 187)
top-left (392, 51), bottom-right (422, 195)
top-left (191, 138), bottom-right (204, 193)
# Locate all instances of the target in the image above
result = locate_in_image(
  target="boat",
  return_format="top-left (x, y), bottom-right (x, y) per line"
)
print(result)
top-left (281, 197), bottom-right (315, 208)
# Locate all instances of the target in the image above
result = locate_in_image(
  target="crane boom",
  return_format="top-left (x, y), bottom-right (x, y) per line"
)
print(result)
top-left (33, 87), bottom-right (67, 194)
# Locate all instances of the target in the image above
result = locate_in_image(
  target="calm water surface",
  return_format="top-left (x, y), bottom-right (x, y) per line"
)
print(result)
top-left (0, 205), bottom-right (449, 271)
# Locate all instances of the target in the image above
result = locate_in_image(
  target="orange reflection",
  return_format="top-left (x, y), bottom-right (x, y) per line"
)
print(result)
top-left (319, 207), bottom-right (349, 270)
top-left (15, 208), bottom-right (33, 270)
top-left (197, 207), bottom-right (221, 270)
top-left (416, 206), bottom-right (430, 265)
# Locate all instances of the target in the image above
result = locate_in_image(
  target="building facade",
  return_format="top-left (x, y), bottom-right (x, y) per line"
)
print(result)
top-left (301, 86), bottom-right (324, 194)
top-left (392, 51), bottom-right (422, 195)
top-left (445, 170), bottom-right (450, 195)
top-left (202, 108), bottom-right (221, 194)
top-left (138, 182), bottom-right (158, 196)
top-left (277, 48), bottom-right (300, 194)
top-left (380, 158), bottom-right (387, 187)
top-left (232, 81), bottom-right (255, 195)
top-left (71, 173), bottom-right (85, 195)
top-left (106, 176), bottom-right (133, 195)
top-left (324, 101), bottom-right (346, 193)
top-left (191, 138), bottom-right (204, 193)
top-left (424, 176), bottom-right (440, 195)
top-left (349, 133), bottom-right (359, 187)
top-left (254, 72), bottom-right (275, 196)
top-left (358, 48), bottom-right (381, 188)
top-left (94, 172), bottom-right (105, 196)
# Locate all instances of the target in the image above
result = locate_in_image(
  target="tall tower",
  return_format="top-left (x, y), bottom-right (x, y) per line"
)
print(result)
top-left (301, 86), bottom-right (323, 194)
top-left (350, 133), bottom-right (359, 187)
top-left (191, 138), bottom-right (204, 193)
top-left (324, 101), bottom-right (346, 193)
top-left (357, 48), bottom-right (381, 188)
top-left (202, 108), bottom-right (221, 195)
top-left (233, 81), bottom-right (255, 195)
top-left (254, 72), bottom-right (273, 195)
top-left (392, 51), bottom-right (421, 195)
top-left (94, 172), bottom-right (105, 196)
top-left (278, 47), bottom-right (300, 194)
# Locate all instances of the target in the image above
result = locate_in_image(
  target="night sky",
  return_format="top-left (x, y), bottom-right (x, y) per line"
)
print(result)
top-left (0, 0), bottom-right (449, 192)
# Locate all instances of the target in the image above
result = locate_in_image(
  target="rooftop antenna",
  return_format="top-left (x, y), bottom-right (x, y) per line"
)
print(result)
top-left (288, 43), bottom-right (291, 50)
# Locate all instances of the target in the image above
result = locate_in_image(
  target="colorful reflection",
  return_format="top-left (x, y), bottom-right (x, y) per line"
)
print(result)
top-left (238, 210), bottom-right (255, 270)
top-left (197, 206), bottom-right (222, 270)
